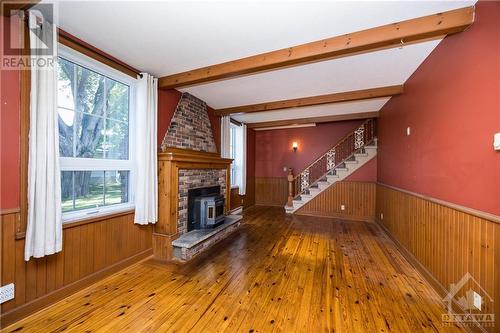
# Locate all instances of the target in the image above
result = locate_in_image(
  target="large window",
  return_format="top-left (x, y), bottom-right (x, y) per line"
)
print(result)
top-left (229, 123), bottom-right (238, 186)
top-left (57, 46), bottom-right (135, 221)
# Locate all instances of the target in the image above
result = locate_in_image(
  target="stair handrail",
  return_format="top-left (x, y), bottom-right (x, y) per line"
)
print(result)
top-left (290, 118), bottom-right (375, 199)
top-left (294, 145), bottom-right (365, 199)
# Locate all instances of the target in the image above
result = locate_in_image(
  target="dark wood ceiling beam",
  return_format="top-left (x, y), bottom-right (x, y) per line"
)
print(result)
top-left (158, 7), bottom-right (474, 89)
top-left (215, 85), bottom-right (402, 116)
top-left (1, 1), bottom-right (40, 16)
top-left (246, 111), bottom-right (379, 129)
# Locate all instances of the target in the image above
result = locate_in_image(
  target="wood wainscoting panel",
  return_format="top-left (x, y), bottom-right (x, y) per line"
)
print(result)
top-left (243, 177), bottom-right (256, 209)
top-left (230, 187), bottom-right (243, 211)
top-left (295, 181), bottom-right (376, 221)
top-left (255, 177), bottom-right (288, 207)
top-left (376, 184), bottom-right (499, 330)
top-left (0, 211), bottom-right (152, 327)
top-left (4, 206), bottom-right (468, 333)
top-left (229, 178), bottom-right (256, 211)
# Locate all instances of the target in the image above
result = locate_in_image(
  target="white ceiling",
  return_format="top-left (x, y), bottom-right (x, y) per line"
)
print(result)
top-left (51, 0), bottom-right (476, 125)
top-left (232, 98), bottom-right (391, 124)
top-left (54, 0), bottom-right (475, 77)
top-left (181, 40), bottom-right (440, 109)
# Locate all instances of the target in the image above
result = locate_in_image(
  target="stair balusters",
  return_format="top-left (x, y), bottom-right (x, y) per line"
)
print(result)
top-left (286, 168), bottom-right (294, 207)
top-left (290, 118), bottom-right (376, 198)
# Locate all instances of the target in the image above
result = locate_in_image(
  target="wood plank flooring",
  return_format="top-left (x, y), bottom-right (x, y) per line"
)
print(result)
top-left (3, 207), bottom-right (464, 332)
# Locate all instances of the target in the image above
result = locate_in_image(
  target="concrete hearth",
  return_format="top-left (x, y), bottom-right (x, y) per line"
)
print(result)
top-left (172, 214), bottom-right (242, 261)
top-left (155, 148), bottom-right (232, 261)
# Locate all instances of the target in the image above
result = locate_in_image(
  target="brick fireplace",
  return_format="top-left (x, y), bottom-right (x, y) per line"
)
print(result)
top-left (178, 169), bottom-right (226, 234)
top-left (161, 92), bottom-right (218, 153)
top-left (154, 93), bottom-right (237, 261)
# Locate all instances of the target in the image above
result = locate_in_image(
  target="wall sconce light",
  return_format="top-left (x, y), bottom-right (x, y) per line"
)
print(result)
top-left (292, 142), bottom-right (298, 152)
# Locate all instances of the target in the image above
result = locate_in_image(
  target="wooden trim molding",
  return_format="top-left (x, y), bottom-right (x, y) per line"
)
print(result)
top-left (1, 1), bottom-right (40, 16)
top-left (1, 210), bottom-right (152, 328)
top-left (155, 148), bottom-right (233, 261)
top-left (247, 111), bottom-right (378, 129)
top-left (0, 250), bottom-right (152, 328)
top-left (375, 219), bottom-right (455, 297)
top-left (374, 220), bottom-right (476, 333)
top-left (375, 184), bottom-right (498, 331)
top-left (378, 182), bottom-right (500, 224)
top-left (159, 7), bottom-right (474, 88)
top-left (158, 147), bottom-right (232, 164)
top-left (19, 14), bottom-right (31, 236)
top-left (58, 29), bottom-right (140, 78)
top-left (215, 85), bottom-right (403, 116)
top-left (295, 181), bottom-right (376, 221)
top-left (15, 19), bottom-right (140, 237)
top-left (230, 118), bottom-right (243, 126)
top-left (0, 208), bottom-right (21, 215)
top-left (3, 8), bottom-right (139, 79)
top-left (14, 209), bottom-right (137, 240)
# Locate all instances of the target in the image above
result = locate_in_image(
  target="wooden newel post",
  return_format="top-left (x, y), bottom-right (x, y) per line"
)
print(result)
top-left (286, 168), bottom-right (294, 207)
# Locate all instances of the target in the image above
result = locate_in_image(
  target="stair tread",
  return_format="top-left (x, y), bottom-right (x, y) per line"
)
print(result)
top-left (287, 134), bottom-right (378, 214)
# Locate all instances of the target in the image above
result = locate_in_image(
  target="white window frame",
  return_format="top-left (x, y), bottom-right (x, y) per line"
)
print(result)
top-left (229, 122), bottom-right (239, 188)
top-left (57, 44), bottom-right (137, 223)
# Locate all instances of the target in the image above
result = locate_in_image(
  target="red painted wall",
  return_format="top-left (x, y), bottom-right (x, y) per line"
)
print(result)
top-left (157, 90), bottom-right (221, 153)
top-left (255, 120), bottom-right (363, 178)
top-left (377, 1), bottom-right (500, 216)
top-left (0, 15), bottom-right (21, 210)
top-left (345, 157), bottom-right (377, 182)
top-left (247, 128), bottom-right (256, 179)
top-left (157, 89), bottom-right (182, 147)
top-left (206, 106), bottom-right (221, 153)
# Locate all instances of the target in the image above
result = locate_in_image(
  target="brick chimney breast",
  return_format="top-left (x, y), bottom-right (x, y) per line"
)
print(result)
top-left (161, 92), bottom-right (217, 153)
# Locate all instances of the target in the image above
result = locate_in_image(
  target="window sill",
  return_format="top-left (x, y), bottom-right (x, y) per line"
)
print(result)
top-left (15, 206), bottom-right (136, 240)
top-left (63, 205), bottom-right (135, 225)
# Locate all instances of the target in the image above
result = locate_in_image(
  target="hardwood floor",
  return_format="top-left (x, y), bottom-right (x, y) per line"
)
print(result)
top-left (4, 207), bottom-right (464, 332)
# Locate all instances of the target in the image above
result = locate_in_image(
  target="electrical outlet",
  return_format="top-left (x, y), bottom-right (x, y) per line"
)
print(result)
top-left (473, 291), bottom-right (482, 310)
top-left (340, 204), bottom-right (345, 211)
top-left (494, 133), bottom-right (500, 151)
top-left (0, 283), bottom-right (15, 304)
top-left (380, 213), bottom-right (384, 220)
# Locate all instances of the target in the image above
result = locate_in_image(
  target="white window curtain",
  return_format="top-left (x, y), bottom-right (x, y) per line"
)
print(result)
top-left (134, 73), bottom-right (158, 225)
top-left (220, 116), bottom-right (231, 158)
top-left (25, 12), bottom-right (62, 261)
top-left (235, 124), bottom-right (247, 195)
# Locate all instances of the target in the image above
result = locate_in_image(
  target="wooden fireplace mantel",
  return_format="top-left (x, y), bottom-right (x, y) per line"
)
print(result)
top-left (154, 147), bottom-right (232, 261)
top-left (159, 147), bottom-right (233, 165)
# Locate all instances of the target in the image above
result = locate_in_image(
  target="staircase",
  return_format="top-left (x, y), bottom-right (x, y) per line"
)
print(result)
top-left (285, 119), bottom-right (377, 214)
